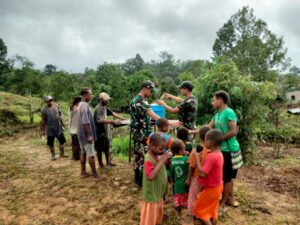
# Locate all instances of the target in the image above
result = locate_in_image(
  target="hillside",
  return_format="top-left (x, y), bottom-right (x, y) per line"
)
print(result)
top-left (0, 92), bottom-right (69, 137)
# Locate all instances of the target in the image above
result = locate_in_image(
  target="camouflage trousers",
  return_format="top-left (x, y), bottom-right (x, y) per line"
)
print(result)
top-left (133, 139), bottom-right (148, 187)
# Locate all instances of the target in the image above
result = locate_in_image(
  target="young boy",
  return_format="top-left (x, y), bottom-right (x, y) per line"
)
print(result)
top-left (147, 118), bottom-right (173, 151)
top-left (170, 139), bottom-right (189, 214)
top-left (193, 129), bottom-right (224, 225)
top-left (186, 125), bottom-right (211, 216)
top-left (177, 127), bottom-right (193, 153)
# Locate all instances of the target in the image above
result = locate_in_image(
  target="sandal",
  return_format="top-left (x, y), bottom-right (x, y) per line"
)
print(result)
top-left (226, 200), bottom-right (239, 207)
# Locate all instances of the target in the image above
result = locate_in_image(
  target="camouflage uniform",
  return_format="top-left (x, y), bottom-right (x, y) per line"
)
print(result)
top-left (178, 95), bottom-right (198, 130)
top-left (130, 95), bottom-right (151, 187)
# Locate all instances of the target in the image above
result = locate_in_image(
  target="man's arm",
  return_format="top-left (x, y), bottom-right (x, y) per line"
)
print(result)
top-left (112, 112), bottom-right (126, 120)
top-left (162, 93), bottom-right (184, 103)
top-left (223, 121), bottom-right (238, 140)
top-left (147, 109), bottom-right (160, 121)
top-left (156, 100), bottom-right (180, 114)
top-left (82, 123), bottom-right (93, 143)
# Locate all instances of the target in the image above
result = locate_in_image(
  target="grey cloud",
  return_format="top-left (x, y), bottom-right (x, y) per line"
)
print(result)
top-left (0, 0), bottom-right (299, 71)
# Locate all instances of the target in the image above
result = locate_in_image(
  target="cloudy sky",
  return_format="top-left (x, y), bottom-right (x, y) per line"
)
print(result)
top-left (0, 0), bottom-right (299, 72)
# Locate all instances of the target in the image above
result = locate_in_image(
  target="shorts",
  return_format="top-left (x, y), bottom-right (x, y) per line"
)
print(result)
top-left (47, 134), bottom-right (66, 147)
top-left (174, 193), bottom-right (188, 208)
top-left (222, 151), bottom-right (238, 183)
top-left (80, 142), bottom-right (96, 158)
top-left (95, 137), bottom-right (109, 153)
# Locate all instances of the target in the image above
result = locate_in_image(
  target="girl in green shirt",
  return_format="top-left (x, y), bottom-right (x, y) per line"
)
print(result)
top-left (140, 133), bottom-right (169, 225)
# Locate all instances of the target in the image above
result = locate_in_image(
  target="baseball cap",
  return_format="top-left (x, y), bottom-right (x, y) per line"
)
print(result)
top-left (178, 81), bottom-right (194, 91)
top-left (44, 95), bottom-right (53, 102)
top-left (99, 92), bottom-right (112, 100)
top-left (141, 80), bottom-right (156, 91)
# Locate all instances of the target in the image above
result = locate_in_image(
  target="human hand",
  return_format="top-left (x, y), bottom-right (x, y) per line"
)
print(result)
top-left (113, 120), bottom-right (121, 126)
top-left (161, 93), bottom-right (172, 99)
top-left (87, 135), bottom-right (93, 143)
top-left (185, 178), bottom-right (191, 186)
top-left (169, 120), bottom-right (183, 128)
top-left (160, 152), bottom-right (168, 162)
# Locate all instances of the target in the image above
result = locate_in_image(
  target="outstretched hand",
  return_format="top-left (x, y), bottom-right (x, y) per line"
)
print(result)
top-left (169, 120), bottom-right (182, 128)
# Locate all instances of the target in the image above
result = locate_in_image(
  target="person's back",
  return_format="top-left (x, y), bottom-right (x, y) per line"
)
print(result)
top-left (198, 151), bottom-right (223, 188)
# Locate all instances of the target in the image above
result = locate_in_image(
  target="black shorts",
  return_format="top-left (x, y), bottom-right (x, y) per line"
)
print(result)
top-left (95, 137), bottom-right (109, 153)
top-left (222, 151), bottom-right (238, 183)
top-left (47, 134), bottom-right (66, 147)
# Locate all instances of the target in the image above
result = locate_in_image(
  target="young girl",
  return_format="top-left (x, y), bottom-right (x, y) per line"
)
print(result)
top-left (186, 125), bottom-right (211, 217)
top-left (140, 132), bottom-right (169, 225)
top-left (170, 139), bottom-right (189, 214)
top-left (194, 129), bottom-right (224, 225)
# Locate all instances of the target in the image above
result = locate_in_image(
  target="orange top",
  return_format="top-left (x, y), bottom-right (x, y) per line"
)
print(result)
top-left (188, 146), bottom-right (210, 178)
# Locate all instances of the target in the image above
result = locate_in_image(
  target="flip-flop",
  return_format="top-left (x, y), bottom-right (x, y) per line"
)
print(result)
top-left (226, 200), bottom-right (240, 207)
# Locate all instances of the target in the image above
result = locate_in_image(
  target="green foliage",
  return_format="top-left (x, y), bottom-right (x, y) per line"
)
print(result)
top-left (195, 57), bottom-right (277, 161)
top-left (213, 6), bottom-right (289, 82)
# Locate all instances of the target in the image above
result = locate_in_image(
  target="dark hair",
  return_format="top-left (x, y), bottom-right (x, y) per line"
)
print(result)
top-left (80, 87), bottom-right (92, 96)
top-left (214, 90), bottom-right (230, 104)
top-left (149, 132), bottom-right (166, 146)
top-left (171, 139), bottom-right (185, 155)
top-left (70, 96), bottom-right (82, 110)
top-left (199, 125), bottom-right (212, 141)
top-left (177, 127), bottom-right (189, 142)
top-left (205, 129), bottom-right (223, 147)
top-left (157, 118), bottom-right (169, 130)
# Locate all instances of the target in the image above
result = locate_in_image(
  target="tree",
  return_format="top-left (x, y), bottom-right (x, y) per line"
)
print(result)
top-left (43, 64), bottom-right (57, 76)
top-left (195, 57), bottom-right (277, 162)
top-left (122, 53), bottom-right (145, 75)
top-left (0, 38), bottom-right (11, 88)
top-left (213, 6), bottom-right (289, 82)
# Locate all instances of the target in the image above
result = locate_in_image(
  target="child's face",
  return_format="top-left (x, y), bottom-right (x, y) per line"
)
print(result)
top-left (150, 140), bottom-right (166, 155)
top-left (160, 125), bottom-right (169, 133)
top-left (212, 96), bottom-right (222, 109)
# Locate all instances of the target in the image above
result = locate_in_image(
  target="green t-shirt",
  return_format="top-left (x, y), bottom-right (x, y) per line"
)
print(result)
top-left (171, 155), bottom-right (189, 194)
top-left (213, 108), bottom-right (240, 152)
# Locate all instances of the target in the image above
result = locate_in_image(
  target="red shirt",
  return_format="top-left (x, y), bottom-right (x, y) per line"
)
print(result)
top-left (199, 151), bottom-right (224, 188)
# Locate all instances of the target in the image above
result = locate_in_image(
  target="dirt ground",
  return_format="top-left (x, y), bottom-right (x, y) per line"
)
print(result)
top-left (0, 132), bottom-right (299, 225)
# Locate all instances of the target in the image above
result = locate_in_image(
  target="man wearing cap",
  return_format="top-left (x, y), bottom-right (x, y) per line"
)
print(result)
top-left (94, 92), bottom-right (125, 168)
top-left (41, 95), bottom-right (67, 161)
top-left (156, 81), bottom-right (198, 130)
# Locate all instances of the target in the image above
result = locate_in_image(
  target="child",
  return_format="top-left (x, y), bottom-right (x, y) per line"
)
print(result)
top-left (170, 139), bottom-right (189, 214)
top-left (177, 127), bottom-right (193, 153)
top-left (186, 125), bottom-right (211, 216)
top-left (140, 132), bottom-right (168, 225)
top-left (147, 118), bottom-right (173, 181)
top-left (193, 129), bottom-right (224, 225)
top-left (147, 118), bottom-right (173, 151)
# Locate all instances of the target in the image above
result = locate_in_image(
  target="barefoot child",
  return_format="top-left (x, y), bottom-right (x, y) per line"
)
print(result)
top-left (170, 139), bottom-right (189, 214)
top-left (194, 129), bottom-right (224, 225)
top-left (186, 125), bottom-right (211, 217)
top-left (140, 133), bottom-right (168, 225)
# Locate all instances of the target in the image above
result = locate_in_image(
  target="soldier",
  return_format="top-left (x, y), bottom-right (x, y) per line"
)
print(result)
top-left (130, 81), bottom-right (160, 188)
top-left (41, 95), bottom-right (67, 161)
top-left (156, 81), bottom-right (198, 130)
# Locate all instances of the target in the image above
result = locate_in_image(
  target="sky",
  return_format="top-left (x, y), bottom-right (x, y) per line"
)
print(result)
top-left (0, 0), bottom-right (299, 72)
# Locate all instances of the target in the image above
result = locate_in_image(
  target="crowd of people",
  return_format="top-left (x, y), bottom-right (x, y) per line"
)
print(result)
top-left (40, 80), bottom-right (243, 225)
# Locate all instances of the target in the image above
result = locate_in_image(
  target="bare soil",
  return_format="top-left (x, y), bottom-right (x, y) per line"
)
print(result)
top-left (0, 133), bottom-right (299, 225)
